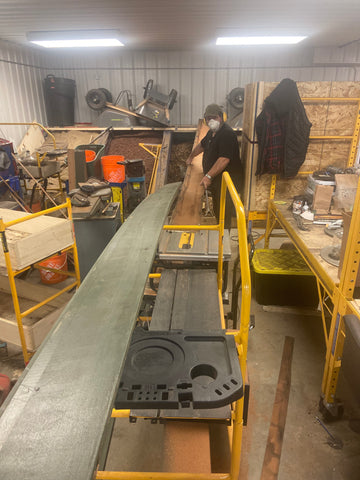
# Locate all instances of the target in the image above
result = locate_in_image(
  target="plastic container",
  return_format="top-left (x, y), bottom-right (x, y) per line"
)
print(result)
top-left (251, 249), bottom-right (318, 307)
top-left (43, 75), bottom-right (76, 127)
top-left (75, 144), bottom-right (104, 179)
top-left (39, 252), bottom-right (68, 285)
top-left (101, 155), bottom-right (125, 183)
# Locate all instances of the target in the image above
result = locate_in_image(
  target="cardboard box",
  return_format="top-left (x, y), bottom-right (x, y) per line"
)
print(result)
top-left (334, 174), bottom-right (359, 211)
top-left (312, 184), bottom-right (334, 214)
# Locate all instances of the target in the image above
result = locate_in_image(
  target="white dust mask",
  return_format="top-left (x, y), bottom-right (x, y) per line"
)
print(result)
top-left (208, 119), bottom-right (220, 131)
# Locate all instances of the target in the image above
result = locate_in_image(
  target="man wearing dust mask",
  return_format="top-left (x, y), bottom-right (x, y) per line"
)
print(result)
top-left (186, 103), bottom-right (242, 227)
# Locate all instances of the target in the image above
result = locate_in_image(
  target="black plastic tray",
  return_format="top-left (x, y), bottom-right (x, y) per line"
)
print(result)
top-left (115, 328), bottom-right (243, 410)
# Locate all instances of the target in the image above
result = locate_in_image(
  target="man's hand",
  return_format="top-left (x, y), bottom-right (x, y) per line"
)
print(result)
top-left (200, 175), bottom-right (211, 189)
top-left (186, 156), bottom-right (193, 166)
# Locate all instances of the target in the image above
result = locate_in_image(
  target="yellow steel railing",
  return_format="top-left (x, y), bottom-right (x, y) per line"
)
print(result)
top-left (0, 122), bottom-right (57, 149)
top-left (100, 172), bottom-right (251, 480)
top-left (0, 198), bottom-right (81, 364)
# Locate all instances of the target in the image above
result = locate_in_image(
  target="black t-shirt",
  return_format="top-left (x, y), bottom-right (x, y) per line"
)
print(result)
top-left (201, 123), bottom-right (241, 183)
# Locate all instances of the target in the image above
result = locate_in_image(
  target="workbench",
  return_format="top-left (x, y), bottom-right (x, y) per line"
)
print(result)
top-left (266, 201), bottom-right (341, 298)
top-left (265, 196), bottom-right (360, 419)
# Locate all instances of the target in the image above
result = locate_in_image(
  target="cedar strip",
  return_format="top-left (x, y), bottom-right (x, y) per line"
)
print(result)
top-left (260, 336), bottom-right (295, 480)
top-left (171, 120), bottom-right (208, 225)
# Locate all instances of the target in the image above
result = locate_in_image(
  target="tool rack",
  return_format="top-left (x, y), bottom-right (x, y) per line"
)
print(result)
top-left (0, 198), bottom-right (81, 364)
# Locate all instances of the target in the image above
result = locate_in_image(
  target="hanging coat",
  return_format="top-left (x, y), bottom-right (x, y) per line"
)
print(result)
top-left (255, 78), bottom-right (312, 178)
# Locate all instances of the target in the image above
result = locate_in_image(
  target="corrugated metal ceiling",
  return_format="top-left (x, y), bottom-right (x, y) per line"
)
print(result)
top-left (1, 0), bottom-right (360, 50)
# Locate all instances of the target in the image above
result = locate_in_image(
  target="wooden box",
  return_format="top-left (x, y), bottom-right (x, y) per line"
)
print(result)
top-left (0, 209), bottom-right (74, 270)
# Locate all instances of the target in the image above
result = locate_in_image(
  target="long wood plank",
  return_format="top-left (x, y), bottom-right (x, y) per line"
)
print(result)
top-left (171, 120), bottom-right (208, 225)
top-left (0, 182), bottom-right (180, 480)
top-left (154, 130), bottom-right (172, 191)
top-left (260, 336), bottom-right (295, 480)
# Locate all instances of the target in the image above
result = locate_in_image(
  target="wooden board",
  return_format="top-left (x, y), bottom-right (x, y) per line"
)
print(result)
top-left (0, 182), bottom-right (180, 480)
top-left (17, 124), bottom-right (45, 155)
top-left (0, 275), bottom-right (72, 308)
top-left (0, 306), bottom-right (64, 351)
top-left (171, 120), bottom-right (208, 225)
top-left (0, 209), bottom-right (74, 270)
top-left (154, 130), bottom-right (172, 191)
top-left (260, 336), bottom-right (294, 480)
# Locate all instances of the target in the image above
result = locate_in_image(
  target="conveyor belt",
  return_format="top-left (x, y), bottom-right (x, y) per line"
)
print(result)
top-left (0, 183), bottom-right (180, 480)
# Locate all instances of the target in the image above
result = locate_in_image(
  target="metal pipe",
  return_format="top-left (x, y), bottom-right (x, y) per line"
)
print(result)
top-left (96, 473), bottom-right (229, 480)
top-left (163, 224), bottom-right (219, 231)
top-left (19, 281), bottom-right (78, 318)
top-left (0, 122), bottom-right (57, 149)
top-left (0, 218), bottom-right (29, 363)
top-left (3, 198), bottom-right (70, 228)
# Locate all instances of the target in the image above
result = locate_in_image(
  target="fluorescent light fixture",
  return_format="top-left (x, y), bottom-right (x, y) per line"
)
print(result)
top-left (216, 36), bottom-right (307, 46)
top-left (26, 30), bottom-right (124, 48)
top-left (30, 38), bottom-right (123, 48)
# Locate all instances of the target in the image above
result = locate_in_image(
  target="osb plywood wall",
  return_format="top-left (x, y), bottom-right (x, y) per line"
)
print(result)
top-left (243, 81), bottom-right (360, 212)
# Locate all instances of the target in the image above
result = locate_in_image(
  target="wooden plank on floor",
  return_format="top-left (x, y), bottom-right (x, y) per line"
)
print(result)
top-left (260, 336), bottom-right (295, 480)
top-left (0, 183), bottom-right (180, 480)
top-left (171, 120), bottom-right (208, 225)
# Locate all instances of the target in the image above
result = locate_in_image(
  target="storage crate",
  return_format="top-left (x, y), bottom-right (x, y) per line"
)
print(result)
top-left (251, 249), bottom-right (318, 307)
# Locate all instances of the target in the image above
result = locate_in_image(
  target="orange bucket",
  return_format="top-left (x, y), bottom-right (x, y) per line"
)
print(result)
top-left (85, 150), bottom-right (96, 162)
top-left (101, 155), bottom-right (125, 183)
top-left (39, 252), bottom-right (68, 285)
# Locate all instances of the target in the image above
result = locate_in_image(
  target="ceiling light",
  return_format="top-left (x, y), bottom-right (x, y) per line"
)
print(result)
top-left (26, 30), bottom-right (124, 48)
top-left (216, 36), bottom-right (307, 46)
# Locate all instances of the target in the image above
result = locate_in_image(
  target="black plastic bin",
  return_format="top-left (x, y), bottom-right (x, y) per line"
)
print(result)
top-left (251, 249), bottom-right (319, 307)
top-left (43, 75), bottom-right (76, 127)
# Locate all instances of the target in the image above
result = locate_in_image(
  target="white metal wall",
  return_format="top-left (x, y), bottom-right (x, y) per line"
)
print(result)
top-left (0, 40), bottom-right (49, 147)
top-left (1, 41), bottom-right (360, 145)
top-left (43, 46), bottom-right (360, 127)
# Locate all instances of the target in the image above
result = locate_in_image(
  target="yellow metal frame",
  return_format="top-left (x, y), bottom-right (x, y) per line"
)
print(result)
top-left (96, 172), bottom-right (251, 480)
top-left (264, 176), bottom-right (360, 410)
top-left (0, 198), bottom-right (81, 364)
top-left (248, 96), bottom-right (360, 220)
top-left (139, 142), bottom-right (162, 195)
top-left (262, 97), bottom-right (360, 409)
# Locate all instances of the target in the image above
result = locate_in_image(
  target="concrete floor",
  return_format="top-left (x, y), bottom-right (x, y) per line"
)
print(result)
top-left (1, 230), bottom-right (360, 479)
top-left (101, 300), bottom-right (360, 479)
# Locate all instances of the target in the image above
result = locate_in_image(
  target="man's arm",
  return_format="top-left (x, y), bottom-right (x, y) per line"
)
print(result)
top-left (186, 143), bottom-right (204, 165)
top-left (200, 156), bottom-right (230, 189)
